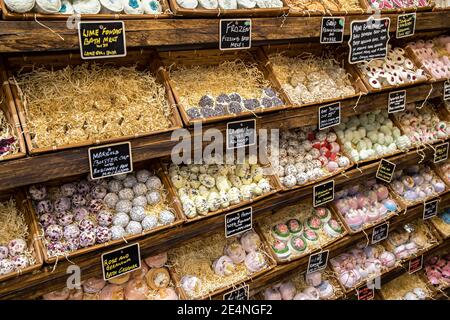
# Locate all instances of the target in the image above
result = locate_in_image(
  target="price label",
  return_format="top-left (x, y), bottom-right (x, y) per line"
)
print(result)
top-left (88, 142), bottom-right (133, 180)
top-left (372, 222), bottom-right (389, 244)
top-left (225, 207), bottom-right (252, 238)
top-left (376, 159), bottom-right (396, 183)
top-left (78, 21), bottom-right (126, 59)
top-left (223, 284), bottom-right (249, 300)
top-left (348, 18), bottom-right (390, 64)
top-left (307, 250), bottom-right (329, 274)
top-left (408, 255), bottom-right (424, 274)
top-left (423, 199), bottom-right (438, 220)
top-left (219, 19), bottom-right (251, 50)
top-left (434, 142), bottom-right (449, 163)
top-left (396, 13), bottom-right (416, 38)
top-left (388, 90), bottom-right (406, 113)
top-left (444, 80), bottom-right (450, 101)
top-left (357, 284), bottom-right (375, 300)
top-left (102, 243), bottom-right (141, 281)
top-left (320, 17), bottom-right (345, 44)
top-left (313, 180), bottom-right (335, 207)
top-left (318, 102), bottom-right (341, 130)
top-left (226, 119), bottom-right (256, 149)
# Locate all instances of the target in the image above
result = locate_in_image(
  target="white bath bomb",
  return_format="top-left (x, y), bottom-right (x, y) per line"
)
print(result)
top-left (5, 0), bottom-right (35, 12)
top-left (113, 212), bottom-right (130, 227)
top-left (159, 210), bottom-right (175, 224)
top-left (176, 0), bottom-right (198, 8)
top-left (130, 206), bottom-right (146, 222)
top-left (142, 215), bottom-right (158, 230)
top-left (126, 221), bottom-right (143, 235)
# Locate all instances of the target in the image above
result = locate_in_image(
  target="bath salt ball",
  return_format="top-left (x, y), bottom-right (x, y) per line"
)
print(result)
top-left (104, 193), bottom-right (119, 209)
top-left (79, 218), bottom-right (95, 232)
top-left (123, 175), bottom-right (138, 188)
top-left (54, 197), bottom-right (71, 213)
top-left (119, 188), bottom-right (134, 201)
top-left (8, 239), bottom-right (27, 257)
top-left (95, 226), bottom-right (112, 244)
top-left (46, 224), bottom-right (64, 242)
top-left (159, 210), bottom-right (175, 225)
top-left (108, 180), bottom-right (123, 193)
top-left (39, 213), bottom-right (56, 228)
top-left (116, 200), bottom-right (132, 214)
top-left (0, 259), bottom-right (15, 275)
top-left (0, 246), bottom-right (8, 260)
top-left (295, 172), bottom-right (308, 185)
top-left (109, 225), bottom-right (125, 240)
top-left (73, 207), bottom-right (89, 222)
top-left (47, 241), bottom-right (67, 257)
top-left (71, 194), bottom-right (86, 208)
top-left (132, 195), bottom-right (147, 207)
top-left (88, 199), bottom-right (103, 214)
top-left (132, 183), bottom-right (147, 197)
top-left (126, 221), bottom-right (143, 235)
top-left (79, 230), bottom-right (96, 248)
top-left (64, 224), bottom-right (80, 239)
top-left (112, 213), bottom-right (129, 229)
top-left (12, 255), bottom-right (29, 269)
top-left (29, 185), bottom-right (47, 201)
top-left (36, 200), bottom-right (54, 215)
top-left (97, 210), bottom-right (113, 227)
top-left (61, 183), bottom-right (77, 197)
top-left (77, 180), bottom-right (91, 195)
top-left (114, 173), bottom-right (127, 181)
top-left (142, 215), bottom-right (158, 230)
top-left (283, 175), bottom-right (297, 188)
top-left (146, 191), bottom-right (161, 205)
top-left (67, 238), bottom-right (80, 251)
top-left (130, 206), bottom-right (146, 222)
top-left (91, 185), bottom-right (107, 199)
top-left (59, 212), bottom-right (74, 226)
top-left (136, 170), bottom-right (151, 183)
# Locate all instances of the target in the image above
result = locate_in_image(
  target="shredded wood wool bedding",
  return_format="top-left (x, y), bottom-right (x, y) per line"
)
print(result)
top-left (169, 60), bottom-right (271, 109)
top-left (432, 216), bottom-right (450, 238)
top-left (15, 64), bottom-right (173, 149)
top-left (0, 108), bottom-right (18, 158)
top-left (286, 0), bottom-right (361, 11)
top-left (168, 232), bottom-right (271, 299)
top-left (381, 273), bottom-right (433, 300)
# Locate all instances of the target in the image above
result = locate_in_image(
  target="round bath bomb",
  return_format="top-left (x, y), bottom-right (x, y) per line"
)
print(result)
top-left (264, 287), bottom-right (282, 300)
top-left (111, 226), bottom-right (126, 240)
top-left (29, 185), bottom-right (47, 201)
top-left (0, 259), bottom-right (15, 275)
top-left (8, 239), bottom-right (27, 257)
top-left (133, 183), bottom-right (147, 196)
top-left (159, 210), bottom-right (175, 224)
top-left (126, 221), bottom-right (143, 235)
top-left (116, 200), bottom-right (132, 213)
top-left (130, 206), bottom-right (146, 222)
top-left (4, 0), bottom-right (35, 13)
top-left (91, 186), bottom-right (107, 199)
top-left (79, 218), bottom-right (95, 232)
top-left (36, 200), bottom-right (54, 215)
top-left (123, 175), bottom-right (138, 189)
top-left (59, 212), bottom-right (74, 226)
top-left (97, 210), bottom-right (113, 227)
top-left (142, 215), bottom-right (158, 230)
top-left (0, 246), bottom-right (8, 260)
top-left (79, 230), bottom-right (96, 247)
top-left (95, 226), bottom-right (112, 244)
top-left (64, 224), bottom-right (80, 239)
top-left (213, 256), bottom-right (236, 277)
top-left (146, 176), bottom-right (162, 190)
top-left (39, 213), bottom-right (55, 228)
top-left (113, 212), bottom-right (130, 228)
top-left (198, 0), bottom-right (218, 8)
top-left (54, 197), bottom-right (71, 213)
top-left (131, 195), bottom-right (146, 207)
top-left (46, 224), bottom-right (63, 242)
top-left (123, 0), bottom-right (144, 14)
top-left (108, 180), bottom-right (123, 193)
top-left (119, 188), bottom-right (134, 201)
top-left (146, 191), bottom-right (161, 205)
top-left (77, 180), bottom-right (91, 195)
top-left (102, 193), bottom-right (118, 209)
top-left (99, 0), bottom-right (123, 12)
top-left (12, 255), bottom-right (30, 269)
top-left (71, 194), bottom-right (86, 208)
top-left (244, 251), bottom-right (267, 273)
top-left (73, 207), bottom-right (89, 222)
top-left (181, 276), bottom-right (202, 297)
top-left (136, 170), bottom-right (151, 183)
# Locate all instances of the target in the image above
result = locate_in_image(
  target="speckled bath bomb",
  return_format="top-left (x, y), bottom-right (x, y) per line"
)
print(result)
top-left (145, 176), bottom-right (162, 190)
top-left (159, 210), bottom-right (175, 225)
top-left (113, 174), bottom-right (127, 181)
top-left (73, 207), bottom-right (89, 222)
top-left (116, 200), bottom-right (132, 213)
top-left (111, 226), bottom-right (126, 240)
top-left (59, 212), bottom-right (74, 226)
top-left (132, 196), bottom-right (147, 207)
top-left (54, 197), bottom-right (71, 213)
top-left (39, 213), bottom-right (56, 228)
top-left (113, 212), bottom-right (130, 228)
top-left (136, 170), bottom-right (151, 183)
top-left (79, 218), bottom-right (95, 232)
top-left (146, 191), bottom-right (161, 205)
top-left (46, 224), bottom-right (63, 242)
top-left (123, 175), bottom-right (138, 188)
top-left (108, 180), bottom-right (123, 193)
top-left (71, 194), bottom-right (86, 208)
top-left (119, 188), bottom-right (134, 201)
top-left (95, 226), bottom-right (111, 244)
top-left (12, 255), bottom-right (29, 269)
top-left (142, 215), bottom-right (158, 230)
top-left (104, 193), bottom-right (119, 209)
top-left (8, 238), bottom-right (27, 256)
top-left (133, 183), bottom-right (147, 196)
top-left (77, 180), bottom-right (91, 195)
top-left (97, 210), bottom-right (113, 227)
top-left (36, 200), bottom-right (53, 215)
top-left (29, 185), bottom-right (47, 201)
top-left (130, 206), bottom-right (146, 222)
top-left (79, 231), bottom-right (96, 248)
top-left (91, 185), bottom-right (107, 199)
top-left (126, 221), bottom-right (143, 235)
top-left (64, 224), bottom-right (80, 239)
top-left (61, 183), bottom-right (77, 197)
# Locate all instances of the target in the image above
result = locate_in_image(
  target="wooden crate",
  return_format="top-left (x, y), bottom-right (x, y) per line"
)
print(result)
top-left (0, 0), bottom-right (172, 20)
top-left (378, 272), bottom-right (438, 300)
top-left (26, 161), bottom-right (185, 264)
top-left (168, 0), bottom-right (289, 17)
top-left (359, 0), bottom-right (435, 14)
top-left (1, 49), bottom-right (183, 155)
top-left (0, 58), bottom-right (26, 162)
top-left (159, 47), bottom-right (292, 127)
top-left (0, 189), bottom-right (43, 283)
top-left (405, 43), bottom-right (450, 83)
top-left (286, 0), bottom-right (366, 16)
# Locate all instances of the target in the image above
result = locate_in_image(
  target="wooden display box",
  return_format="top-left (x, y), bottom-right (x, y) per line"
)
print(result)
top-left (0, 189), bottom-right (43, 283)
top-left (405, 42), bottom-right (450, 82)
top-left (1, 49), bottom-right (183, 155)
top-left (378, 272), bottom-right (438, 300)
top-left (159, 48), bottom-right (291, 127)
top-left (168, 0), bottom-right (289, 17)
top-left (358, 0), bottom-right (435, 14)
top-left (0, 0), bottom-right (172, 20)
top-left (26, 162), bottom-right (185, 264)
top-left (286, 0), bottom-right (366, 16)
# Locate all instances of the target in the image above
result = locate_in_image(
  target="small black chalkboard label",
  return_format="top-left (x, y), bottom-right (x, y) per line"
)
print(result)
top-left (307, 250), bottom-right (329, 274)
top-left (376, 159), bottom-right (396, 183)
top-left (313, 180), bottom-right (334, 207)
top-left (423, 199), bottom-right (438, 220)
top-left (408, 255), bottom-right (423, 274)
top-left (78, 21), bottom-right (126, 59)
top-left (225, 207), bottom-right (252, 238)
top-left (372, 222), bottom-right (389, 244)
top-left (318, 102), bottom-right (341, 130)
top-left (349, 17), bottom-right (390, 64)
top-left (357, 284), bottom-right (375, 300)
top-left (88, 142), bottom-right (133, 180)
top-left (320, 17), bottom-right (345, 44)
top-left (444, 80), bottom-right (450, 101)
top-left (396, 13), bottom-right (416, 39)
top-left (219, 19), bottom-right (251, 51)
top-left (226, 119), bottom-right (256, 149)
top-left (434, 142), bottom-right (449, 163)
top-left (388, 90), bottom-right (406, 113)
top-left (223, 284), bottom-right (249, 300)
top-left (102, 243), bottom-right (141, 281)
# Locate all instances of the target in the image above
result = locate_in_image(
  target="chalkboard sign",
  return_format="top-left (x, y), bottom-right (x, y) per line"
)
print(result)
top-left (408, 255), bottom-right (423, 274)
top-left (307, 250), bottom-right (329, 274)
top-left (78, 21), bottom-right (126, 59)
top-left (348, 17), bottom-right (390, 64)
top-left (357, 284), bottom-right (374, 300)
top-left (423, 199), bottom-right (438, 220)
top-left (223, 284), bottom-right (249, 300)
top-left (434, 142), bottom-right (449, 163)
top-left (313, 180), bottom-right (334, 207)
top-left (225, 207), bottom-right (252, 238)
top-left (226, 119), bottom-right (256, 149)
top-left (444, 80), bottom-right (450, 101)
top-left (396, 13), bottom-right (416, 39)
top-left (102, 243), bottom-right (141, 281)
top-left (320, 17), bottom-right (345, 44)
top-left (388, 90), bottom-right (406, 113)
top-left (88, 142), bottom-right (133, 180)
top-left (318, 102), bottom-right (341, 130)
top-left (376, 159), bottom-right (396, 183)
top-left (219, 19), bottom-right (251, 51)
top-left (372, 222), bottom-right (389, 244)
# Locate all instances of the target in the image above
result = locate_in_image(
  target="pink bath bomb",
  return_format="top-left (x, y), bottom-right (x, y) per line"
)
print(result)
top-left (327, 161), bottom-right (339, 172)
top-left (376, 186), bottom-right (389, 201)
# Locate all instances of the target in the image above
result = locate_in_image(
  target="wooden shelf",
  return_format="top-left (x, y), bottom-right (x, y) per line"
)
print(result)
top-left (0, 12), bottom-right (448, 52)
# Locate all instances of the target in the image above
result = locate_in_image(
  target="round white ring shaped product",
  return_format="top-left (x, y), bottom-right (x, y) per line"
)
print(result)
top-left (123, 0), bottom-right (144, 13)
top-left (35, 0), bottom-right (61, 13)
top-left (176, 0), bottom-right (198, 8)
top-left (72, 0), bottom-right (101, 13)
top-left (142, 0), bottom-right (162, 13)
top-left (100, 0), bottom-right (124, 13)
top-left (198, 0), bottom-right (218, 8)
top-left (5, 0), bottom-right (35, 13)
top-left (59, 0), bottom-right (74, 13)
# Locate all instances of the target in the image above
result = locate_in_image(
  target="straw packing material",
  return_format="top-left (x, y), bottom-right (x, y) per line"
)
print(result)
top-left (431, 210), bottom-right (450, 238)
top-left (380, 273), bottom-right (432, 300)
top-left (285, 0), bottom-right (340, 11)
top-left (15, 64), bottom-right (173, 149)
top-left (0, 108), bottom-right (18, 159)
